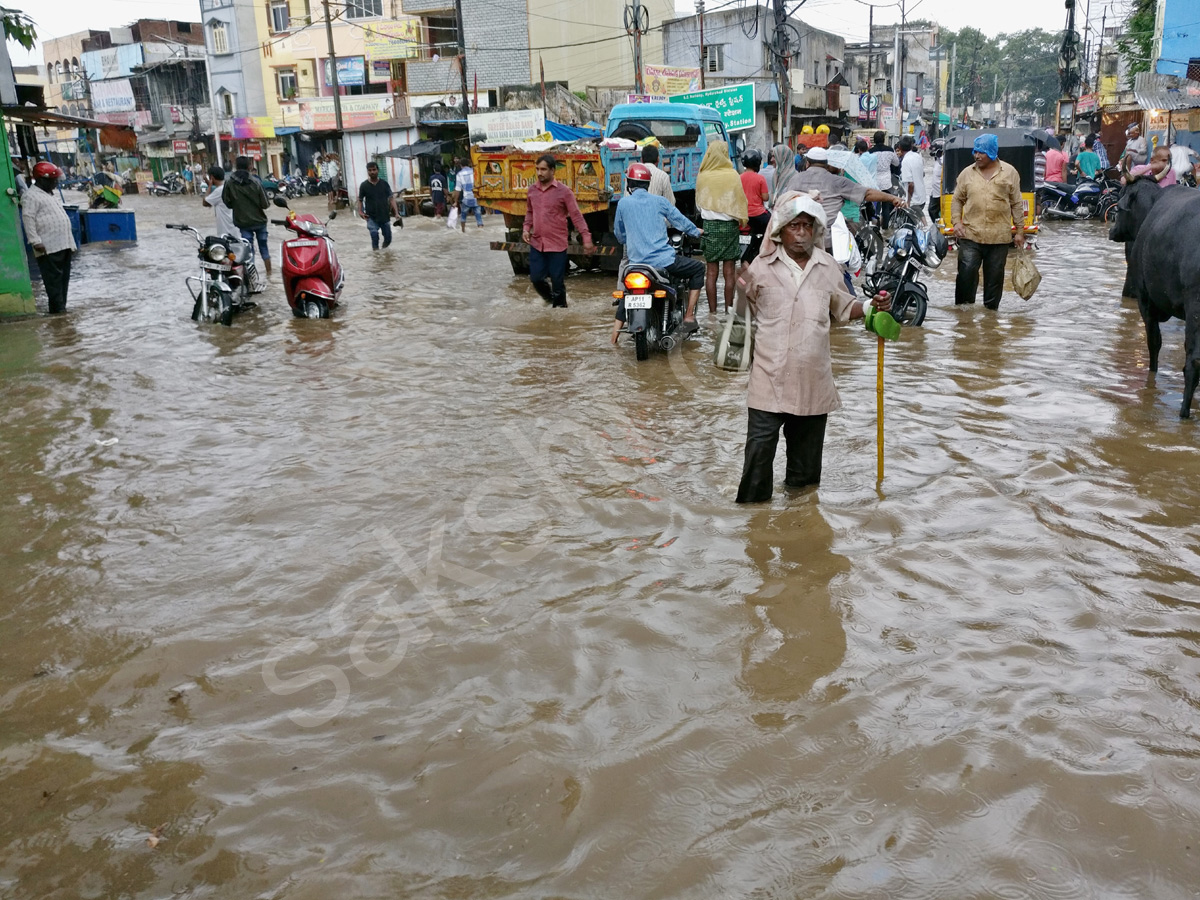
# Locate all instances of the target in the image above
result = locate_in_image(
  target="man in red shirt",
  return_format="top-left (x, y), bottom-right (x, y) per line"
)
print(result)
top-left (522, 154), bottom-right (596, 308)
top-left (739, 149), bottom-right (770, 265)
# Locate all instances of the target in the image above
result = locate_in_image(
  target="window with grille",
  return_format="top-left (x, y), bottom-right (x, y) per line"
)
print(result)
top-left (702, 44), bottom-right (724, 73)
top-left (425, 15), bottom-right (457, 59)
top-left (210, 23), bottom-right (229, 54)
top-left (270, 1), bottom-right (290, 33)
top-left (1188, 58), bottom-right (1200, 82)
top-left (277, 67), bottom-right (298, 99)
top-left (345, 0), bottom-right (382, 19)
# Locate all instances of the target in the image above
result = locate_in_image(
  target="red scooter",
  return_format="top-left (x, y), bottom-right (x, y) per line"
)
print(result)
top-left (271, 197), bottom-right (344, 318)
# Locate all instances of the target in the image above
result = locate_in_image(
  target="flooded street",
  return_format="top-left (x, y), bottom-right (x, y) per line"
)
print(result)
top-left (3, 192), bottom-right (1200, 898)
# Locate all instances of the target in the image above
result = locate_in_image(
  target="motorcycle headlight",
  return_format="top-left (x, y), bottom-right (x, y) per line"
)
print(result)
top-left (207, 244), bottom-right (228, 262)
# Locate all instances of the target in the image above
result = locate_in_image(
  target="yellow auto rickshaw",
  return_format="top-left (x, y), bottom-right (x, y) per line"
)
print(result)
top-left (938, 128), bottom-right (1039, 237)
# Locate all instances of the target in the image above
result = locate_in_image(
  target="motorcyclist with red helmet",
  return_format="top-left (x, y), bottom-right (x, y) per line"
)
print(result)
top-left (22, 161), bottom-right (78, 314)
top-left (611, 162), bottom-right (705, 344)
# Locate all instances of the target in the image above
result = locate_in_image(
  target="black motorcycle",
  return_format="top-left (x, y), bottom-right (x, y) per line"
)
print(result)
top-left (615, 234), bottom-right (697, 361)
top-left (857, 207), bottom-right (945, 326)
top-left (166, 224), bottom-right (262, 326)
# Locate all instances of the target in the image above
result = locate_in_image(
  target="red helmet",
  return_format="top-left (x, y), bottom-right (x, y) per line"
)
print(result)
top-left (626, 163), bottom-right (652, 186)
top-left (32, 161), bottom-right (62, 180)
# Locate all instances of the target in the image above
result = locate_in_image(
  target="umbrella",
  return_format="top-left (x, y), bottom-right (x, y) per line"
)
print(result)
top-left (827, 149), bottom-right (876, 188)
top-left (1032, 129), bottom-right (1060, 150)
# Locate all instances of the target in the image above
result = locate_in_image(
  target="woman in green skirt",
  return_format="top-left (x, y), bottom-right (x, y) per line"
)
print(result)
top-left (696, 140), bottom-right (748, 314)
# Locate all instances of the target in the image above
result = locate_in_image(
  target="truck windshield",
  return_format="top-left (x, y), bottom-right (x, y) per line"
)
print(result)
top-left (610, 119), bottom-right (702, 144)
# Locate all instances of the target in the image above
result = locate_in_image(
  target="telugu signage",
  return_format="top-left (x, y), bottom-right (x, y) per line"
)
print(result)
top-left (668, 82), bottom-right (756, 131)
top-left (467, 108), bottom-right (546, 144)
top-left (643, 64), bottom-right (701, 96)
top-left (361, 18), bottom-right (422, 61)
top-left (297, 96), bottom-right (394, 131)
top-left (231, 116), bottom-right (276, 139)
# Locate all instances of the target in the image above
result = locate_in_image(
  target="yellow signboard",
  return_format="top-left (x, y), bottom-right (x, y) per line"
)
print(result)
top-left (362, 18), bottom-right (423, 61)
top-left (643, 64), bottom-right (701, 96)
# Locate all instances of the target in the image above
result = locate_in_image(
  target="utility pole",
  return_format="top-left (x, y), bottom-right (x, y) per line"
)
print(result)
top-left (698, 0), bottom-right (705, 90)
top-left (932, 47), bottom-right (941, 137)
top-left (893, 28), bottom-right (900, 131)
top-left (948, 42), bottom-right (956, 126)
top-left (625, 1), bottom-right (649, 93)
top-left (992, 71), bottom-right (998, 124)
top-left (1094, 7), bottom-right (1106, 92)
top-left (773, 0), bottom-right (790, 142)
top-left (866, 5), bottom-right (873, 128)
top-left (454, 0), bottom-right (470, 121)
top-left (321, 0), bottom-right (345, 160)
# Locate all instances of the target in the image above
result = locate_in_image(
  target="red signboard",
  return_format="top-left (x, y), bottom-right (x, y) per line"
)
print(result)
top-left (244, 141), bottom-right (263, 160)
top-left (173, 140), bottom-right (189, 154)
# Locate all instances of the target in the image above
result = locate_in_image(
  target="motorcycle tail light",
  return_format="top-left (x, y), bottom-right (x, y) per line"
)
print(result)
top-left (653, 290), bottom-right (667, 298)
top-left (624, 272), bottom-right (651, 291)
top-left (611, 290), bottom-right (623, 299)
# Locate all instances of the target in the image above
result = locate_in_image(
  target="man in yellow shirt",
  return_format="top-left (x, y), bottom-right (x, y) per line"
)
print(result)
top-left (951, 133), bottom-right (1027, 310)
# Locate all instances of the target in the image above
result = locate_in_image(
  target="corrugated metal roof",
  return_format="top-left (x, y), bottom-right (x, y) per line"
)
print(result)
top-left (1133, 72), bottom-right (1200, 110)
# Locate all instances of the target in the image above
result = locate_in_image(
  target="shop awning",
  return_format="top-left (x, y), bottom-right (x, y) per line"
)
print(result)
top-left (275, 126), bottom-right (301, 134)
top-left (379, 139), bottom-right (454, 159)
top-left (1, 106), bottom-right (131, 130)
top-left (136, 131), bottom-right (173, 145)
top-left (1133, 72), bottom-right (1200, 111)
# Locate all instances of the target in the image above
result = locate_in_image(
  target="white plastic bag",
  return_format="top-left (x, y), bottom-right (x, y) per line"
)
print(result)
top-left (831, 211), bottom-right (863, 273)
top-left (446, 207), bottom-right (459, 229)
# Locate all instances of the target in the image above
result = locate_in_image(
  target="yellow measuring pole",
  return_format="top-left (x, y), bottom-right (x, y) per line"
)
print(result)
top-left (876, 335), bottom-right (885, 482)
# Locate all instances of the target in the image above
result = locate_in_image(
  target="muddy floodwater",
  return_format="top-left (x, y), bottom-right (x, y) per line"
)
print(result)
top-left (3, 193), bottom-right (1199, 898)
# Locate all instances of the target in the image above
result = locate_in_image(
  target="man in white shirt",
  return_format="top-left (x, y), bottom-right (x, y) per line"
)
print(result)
top-left (202, 166), bottom-right (239, 237)
top-left (640, 144), bottom-right (675, 205)
top-left (22, 162), bottom-right (78, 314)
top-left (1168, 140), bottom-right (1198, 180)
top-left (897, 135), bottom-right (927, 218)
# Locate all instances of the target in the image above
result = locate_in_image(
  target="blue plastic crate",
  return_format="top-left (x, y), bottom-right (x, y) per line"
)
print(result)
top-left (63, 206), bottom-right (83, 248)
top-left (82, 210), bottom-right (137, 243)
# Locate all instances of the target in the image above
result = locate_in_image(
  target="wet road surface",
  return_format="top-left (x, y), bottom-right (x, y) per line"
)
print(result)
top-left (3, 194), bottom-right (1200, 898)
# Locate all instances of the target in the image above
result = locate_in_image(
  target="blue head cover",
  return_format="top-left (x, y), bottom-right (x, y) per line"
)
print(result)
top-left (973, 134), bottom-right (999, 160)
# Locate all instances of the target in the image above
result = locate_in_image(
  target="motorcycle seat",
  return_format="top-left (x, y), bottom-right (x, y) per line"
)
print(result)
top-left (1044, 181), bottom-right (1073, 190)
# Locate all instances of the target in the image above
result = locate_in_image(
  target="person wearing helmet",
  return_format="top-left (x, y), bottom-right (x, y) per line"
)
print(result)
top-left (611, 163), bottom-right (704, 343)
top-left (739, 149), bottom-right (770, 264)
top-left (21, 162), bottom-right (78, 314)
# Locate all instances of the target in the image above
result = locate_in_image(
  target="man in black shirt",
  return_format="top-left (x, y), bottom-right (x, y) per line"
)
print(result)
top-left (357, 162), bottom-right (400, 249)
top-left (429, 165), bottom-right (447, 217)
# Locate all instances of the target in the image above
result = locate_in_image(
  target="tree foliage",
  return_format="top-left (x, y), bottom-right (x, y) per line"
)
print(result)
top-left (1, 7), bottom-right (37, 51)
top-left (935, 26), bottom-right (1073, 114)
top-left (1117, 0), bottom-right (1155, 76)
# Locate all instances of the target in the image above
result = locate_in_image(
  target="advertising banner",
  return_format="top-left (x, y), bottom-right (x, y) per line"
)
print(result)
top-left (231, 116), bottom-right (277, 139)
top-left (371, 59), bottom-right (393, 82)
top-left (467, 108), bottom-right (547, 144)
top-left (297, 96), bottom-right (393, 131)
top-left (91, 78), bottom-right (136, 114)
top-left (668, 82), bottom-right (756, 131)
top-left (362, 18), bottom-right (422, 61)
top-left (627, 94), bottom-right (667, 104)
top-left (643, 64), bottom-right (701, 96)
top-left (172, 139), bottom-right (189, 154)
top-left (322, 56), bottom-right (365, 88)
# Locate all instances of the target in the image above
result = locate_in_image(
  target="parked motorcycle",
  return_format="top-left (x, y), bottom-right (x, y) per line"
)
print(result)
top-left (856, 206), bottom-right (945, 326)
top-left (613, 232), bottom-right (696, 360)
top-left (1038, 177), bottom-right (1107, 220)
top-left (166, 223), bottom-right (262, 326)
top-left (270, 197), bottom-right (343, 319)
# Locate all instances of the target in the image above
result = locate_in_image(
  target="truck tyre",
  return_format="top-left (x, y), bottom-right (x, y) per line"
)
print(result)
top-left (509, 252), bottom-right (530, 275)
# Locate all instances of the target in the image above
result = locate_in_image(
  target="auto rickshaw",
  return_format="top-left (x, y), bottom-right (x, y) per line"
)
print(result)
top-left (937, 128), bottom-right (1039, 238)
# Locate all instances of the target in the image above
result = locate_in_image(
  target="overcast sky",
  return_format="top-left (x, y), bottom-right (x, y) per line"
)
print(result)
top-left (11, 0), bottom-right (1090, 68)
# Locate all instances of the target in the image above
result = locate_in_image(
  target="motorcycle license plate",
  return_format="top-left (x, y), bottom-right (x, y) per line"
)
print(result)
top-left (738, 234), bottom-right (751, 245)
top-left (624, 295), bottom-right (653, 310)
top-left (199, 261), bottom-right (230, 271)
top-left (289, 239), bottom-right (320, 247)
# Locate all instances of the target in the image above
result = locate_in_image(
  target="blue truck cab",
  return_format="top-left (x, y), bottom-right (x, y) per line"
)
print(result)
top-left (602, 102), bottom-right (738, 218)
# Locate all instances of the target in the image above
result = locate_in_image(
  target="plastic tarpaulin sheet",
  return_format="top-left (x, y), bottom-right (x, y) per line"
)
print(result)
top-left (545, 120), bottom-right (602, 141)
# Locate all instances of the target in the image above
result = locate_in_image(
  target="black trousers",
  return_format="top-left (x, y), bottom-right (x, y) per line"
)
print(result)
top-left (742, 211), bottom-right (771, 263)
top-left (955, 238), bottom-right (1009, 309)
top-left (36, 249), bottom-right (73, 314)
top-left (736, 408), bottom-right (828, 503)
top-left (529, 247), bottom-right (568, 307)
